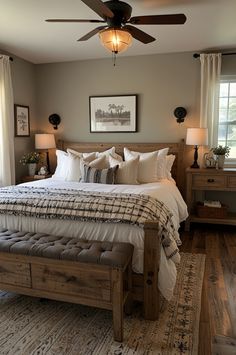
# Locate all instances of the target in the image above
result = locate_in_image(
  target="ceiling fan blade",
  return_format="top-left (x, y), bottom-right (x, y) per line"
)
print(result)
top-left (78, 26), bottom-right (107, 41)
top-left (46, 19), bottom-right (105, 23)
top-left (129, 14), bottom-right (187, 25)
top-left (81, 0), bottom-right (114, 20)
top-left (124, 25), bottom-right (155, 44)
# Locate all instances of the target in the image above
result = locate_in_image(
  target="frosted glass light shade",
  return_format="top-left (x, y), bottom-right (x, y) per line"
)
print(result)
top-left (35, 134), bottom-right (56, 149)
top-left (186, 128), bottom-right (208, 146)
top-left (99, 28), bottom-right (132, 54)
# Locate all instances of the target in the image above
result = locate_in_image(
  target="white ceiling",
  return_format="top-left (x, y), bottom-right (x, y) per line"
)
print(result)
top-left (0, 0), bottom-right (236, 64)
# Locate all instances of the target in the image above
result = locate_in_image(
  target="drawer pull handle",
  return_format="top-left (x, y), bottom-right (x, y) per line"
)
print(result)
top-left (207, 178), bottom-right (215, 183)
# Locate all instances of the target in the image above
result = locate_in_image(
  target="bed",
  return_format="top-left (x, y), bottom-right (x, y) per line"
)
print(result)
top-left (0, 141), bottom-right (188, 320)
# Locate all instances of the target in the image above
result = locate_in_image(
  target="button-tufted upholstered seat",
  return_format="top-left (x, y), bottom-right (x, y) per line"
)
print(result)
top-left (0, 227), bottom-right (134, 342)
top-left (0, 228), bottom-right (133, 268)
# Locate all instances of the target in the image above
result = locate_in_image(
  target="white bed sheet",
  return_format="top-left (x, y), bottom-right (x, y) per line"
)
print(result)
top-left (0, 178), bottom-right (188, 300)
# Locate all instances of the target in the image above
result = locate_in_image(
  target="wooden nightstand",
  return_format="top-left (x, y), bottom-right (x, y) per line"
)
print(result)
top-left (185, 167), bottom-right (236, 231)
top-left (21, 174), bottom-right (52, 183)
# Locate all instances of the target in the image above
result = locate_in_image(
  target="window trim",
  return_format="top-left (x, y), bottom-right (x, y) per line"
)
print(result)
top-left (218, 75), bottom-right (236, 165)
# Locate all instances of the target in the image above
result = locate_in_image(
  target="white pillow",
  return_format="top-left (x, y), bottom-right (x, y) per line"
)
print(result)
top-left (88, 155), bottom-right (107, 169)
top-left (66, 151), bottom-right (96, 182)
top-left (67, 148), bottom-right (97, 160)
top-left (52, 150), bottom-right (69, 180)
top-left (123, 148), bottom-right (157, 183)
top-left (156, 155), bottom-right (168, 180)
top-left (110, 152), bottom-right (123, 162)
top-left (124, 147), bottom-right (170, 182)
top-left (96, 147), bottom-right (116, 167)
top-left (157, 148), bottom-right (169, 157)
top-left (124, 147), bottom-right (169, 159)
top-left (165, 154), bottom-right (176, 180)
top-left (109, 155), bottom-right (139, 184)
top-left (96, 147), bottom-right (115, 158)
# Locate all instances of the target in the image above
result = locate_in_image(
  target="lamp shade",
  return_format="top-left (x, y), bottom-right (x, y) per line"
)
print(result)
top-left (186, 128), bottom-right (208, 146)
top-left (35, 134), bottom-right (56, 149)
top-left (99, 28), bottom-right (132, 54)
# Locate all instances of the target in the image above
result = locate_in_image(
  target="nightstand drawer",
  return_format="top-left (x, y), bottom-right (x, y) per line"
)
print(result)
top-left (227, 176), bottom-right (236, 188)
top-left (192, 174), bottom-right (226, 188)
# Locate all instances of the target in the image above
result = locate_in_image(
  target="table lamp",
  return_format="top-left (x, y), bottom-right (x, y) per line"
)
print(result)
top-left (35, 134), bottom-right (56, 173)
top-left (186, 128), bottom-right (208, 168)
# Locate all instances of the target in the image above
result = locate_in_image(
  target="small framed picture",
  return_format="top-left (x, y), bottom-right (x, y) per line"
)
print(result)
top-left (14, 104), bottom-right (30, 137)
top-left (89, 95), bottom-right (137, 133)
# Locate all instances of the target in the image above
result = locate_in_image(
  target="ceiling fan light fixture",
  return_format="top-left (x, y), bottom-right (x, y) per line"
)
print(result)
top-left (99, 27), bottom-right (132, 54)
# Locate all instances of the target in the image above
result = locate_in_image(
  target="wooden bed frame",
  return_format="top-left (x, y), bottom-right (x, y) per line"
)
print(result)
top-left (58, 140), bottom-right (185, 320)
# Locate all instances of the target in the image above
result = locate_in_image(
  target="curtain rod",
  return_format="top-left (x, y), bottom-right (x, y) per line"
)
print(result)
top-left (0, 55), bottom-right (13, 61)
top-left (193, 52), bottom-right (236, 58)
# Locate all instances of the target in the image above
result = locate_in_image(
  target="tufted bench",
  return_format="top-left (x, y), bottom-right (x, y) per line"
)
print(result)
top-left (0, 228), bottom-right (134, 342)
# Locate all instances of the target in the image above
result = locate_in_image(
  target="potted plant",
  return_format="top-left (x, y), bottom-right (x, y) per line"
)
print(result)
top-left (212, 145), bottom-right (230, 168)
top-left (20, 152), bottom-right (41, 176)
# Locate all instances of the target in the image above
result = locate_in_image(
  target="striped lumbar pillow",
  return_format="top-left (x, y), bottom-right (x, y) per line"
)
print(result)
top-left (81, 164), bottom-right (118, 184)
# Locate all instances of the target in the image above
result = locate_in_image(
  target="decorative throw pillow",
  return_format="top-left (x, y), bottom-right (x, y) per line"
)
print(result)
top-left (109, 155), bottom-right (139, 184)
top-left (81, 164), bottom-right (118, 184)
top-left (124, 147), bottom-right (170, 182)
top-left (65, 151), bottom-right (97, 182)
top-left (124, 147), bottom-right (169, 159)
top-left (80, 155), bottom-right (108, 179)
top-left (87, 155), bottom-right (107, 169)
top-left (67, 147), bottom-right (119, 168)
top-left (109, 151), bottom-right (123, 162)
top-left (96, 147), bottom-right (116, 167)
top-left (67, 148), bottom-right (97, 160)
top-left (52, 150), bottom-right (69, 180)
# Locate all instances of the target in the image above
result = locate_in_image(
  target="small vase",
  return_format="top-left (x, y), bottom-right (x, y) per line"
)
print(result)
top-left (28, 163), bottom-right (37, 176)
top-left (216, 155), bottom-right (225, 169)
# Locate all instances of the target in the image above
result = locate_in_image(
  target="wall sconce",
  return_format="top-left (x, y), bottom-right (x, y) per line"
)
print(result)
top-left (48, 113), bottom-right (61, 130)
top-left (174, 107), bottom-right (187, 124)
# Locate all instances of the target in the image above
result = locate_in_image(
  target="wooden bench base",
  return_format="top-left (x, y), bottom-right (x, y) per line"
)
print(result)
top-left (0, 252), bottom-right (133, 342)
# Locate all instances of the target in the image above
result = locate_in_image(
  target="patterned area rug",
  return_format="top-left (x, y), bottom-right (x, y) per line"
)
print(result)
top-left (0, 253), bottom-right (205, 355)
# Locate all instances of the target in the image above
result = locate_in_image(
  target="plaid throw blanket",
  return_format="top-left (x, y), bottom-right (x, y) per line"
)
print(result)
top-left (0, 186), bottom-right (181, 263)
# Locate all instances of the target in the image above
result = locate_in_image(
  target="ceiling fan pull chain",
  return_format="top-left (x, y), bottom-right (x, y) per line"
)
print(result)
top-left (112, 52), bottom-right (117, 66)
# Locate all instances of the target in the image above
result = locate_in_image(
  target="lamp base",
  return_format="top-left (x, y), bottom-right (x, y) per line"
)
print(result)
top-left (46, 151), bottom-right (51, 174)
top-left (190, 145), bottom-right (200, 169)
top-left (190, 161), bottom-right (200, 169)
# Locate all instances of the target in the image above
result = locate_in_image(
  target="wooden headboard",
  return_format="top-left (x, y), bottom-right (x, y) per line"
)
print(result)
top-left (57, 140), bottom-right (185, 194)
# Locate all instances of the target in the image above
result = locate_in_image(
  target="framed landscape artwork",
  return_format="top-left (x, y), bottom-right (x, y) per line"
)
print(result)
top-left (14, 104), bottom-right (30, 137)
top-left (89, 95), bottom-right (137, 132)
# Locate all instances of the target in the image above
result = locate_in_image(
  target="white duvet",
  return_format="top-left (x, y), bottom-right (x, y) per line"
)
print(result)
top-left (0, 178), bottom-right (188, 300)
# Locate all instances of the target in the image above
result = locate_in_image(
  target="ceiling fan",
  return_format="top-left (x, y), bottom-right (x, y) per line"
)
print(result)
top-left (46, 0), bottom-right (187, 55)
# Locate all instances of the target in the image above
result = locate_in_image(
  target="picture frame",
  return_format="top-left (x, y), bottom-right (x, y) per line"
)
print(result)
top-left (14, 104), bottom-right (30, 137)
top-left (89, 95), bottom-right (137, 133)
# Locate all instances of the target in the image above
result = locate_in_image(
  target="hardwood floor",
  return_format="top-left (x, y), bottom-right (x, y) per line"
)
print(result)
top-left (180, 224), bottom-right (236, 355)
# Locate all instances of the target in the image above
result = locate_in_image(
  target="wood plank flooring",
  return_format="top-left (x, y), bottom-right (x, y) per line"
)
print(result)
top-left (180, 224), bottom-right (236, 355)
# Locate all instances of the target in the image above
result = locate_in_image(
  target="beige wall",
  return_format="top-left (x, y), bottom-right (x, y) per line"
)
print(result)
top-left (35, 52), bottom-right (201, 144)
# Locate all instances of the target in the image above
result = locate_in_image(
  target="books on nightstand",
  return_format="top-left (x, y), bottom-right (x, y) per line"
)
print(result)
top-left (196, 200), bottom-right (227, 218)
top-left (203, 200), bottom-right (221, 208)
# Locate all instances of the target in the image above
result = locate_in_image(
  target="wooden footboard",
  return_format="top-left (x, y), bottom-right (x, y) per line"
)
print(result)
top-left (132, 221), bottom-right (161, 320)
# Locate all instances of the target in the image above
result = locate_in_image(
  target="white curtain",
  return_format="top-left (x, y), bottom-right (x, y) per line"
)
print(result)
top-left (200, 53), bottom-right (222, 147)
top-left (0, 55), bottom-right (15, 186)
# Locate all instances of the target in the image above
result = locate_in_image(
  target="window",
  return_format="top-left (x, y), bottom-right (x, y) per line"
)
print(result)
top-left (218, 76), bottom-right (236, 160)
